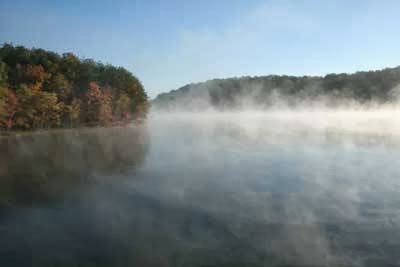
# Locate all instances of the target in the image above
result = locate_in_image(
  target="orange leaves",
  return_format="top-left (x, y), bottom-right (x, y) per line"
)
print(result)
top-left (0, 44), bottom-right (149, 131)
top-left (0, 88), bottom-right (18, 130)
top-left (25, 64), bottom-right (49, 84)
top-left (87, 81), bottom-right (102, 100)
top-left (6, 90), bottom-right (17, 114)
top-left (17, 64), bottom-right (50, 92)
top-left (85, 81), bottom-right (113, 126)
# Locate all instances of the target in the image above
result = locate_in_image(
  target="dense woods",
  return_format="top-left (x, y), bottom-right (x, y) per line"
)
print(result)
top-left (0, 44), bottom-right (148, 131)
top-left (153, 66), bottom-right (400, 109)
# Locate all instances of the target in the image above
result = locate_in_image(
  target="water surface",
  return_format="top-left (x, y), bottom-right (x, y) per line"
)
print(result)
top-left (1, 111), bottom-right (400, 267)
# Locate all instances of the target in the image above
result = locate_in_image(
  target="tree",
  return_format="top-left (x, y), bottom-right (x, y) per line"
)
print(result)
top-left (69, 98), bottom-right (82, 127)
top-left (0, 89), bottom-right (18, 130)
top-left (18, 64), bottom-right (50, 92)
top-left (13, 84), bottom-right (36, 129)
top-left (0, 44), bottom-right (149, 131)
top-left (0, 61), bottom-right (7, 87)
top-left (84, 82), bottom-right (113, 126)
top-left (84, 81), bottom-right (102, 125)
top-left (0, 62), bottom-right (8, 128)
top-left (46, 73), bottom-right (72, 100)
top-left (99, 89), bottom-right (113, 126)
top-left (33, 91), bottom-right (62, 128)
top-left (114, 92), bottom-right (131, 123)
top-left (0, 87), bottom-right (6, 123)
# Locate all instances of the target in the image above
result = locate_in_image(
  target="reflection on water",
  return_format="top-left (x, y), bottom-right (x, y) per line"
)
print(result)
top-left (0, 126), bottom-right (149, 206)
top-left (1, 112), bottom-right (400, 267)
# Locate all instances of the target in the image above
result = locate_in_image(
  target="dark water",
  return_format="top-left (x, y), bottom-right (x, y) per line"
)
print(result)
top-left (1, 112), bottom-right (400, 267)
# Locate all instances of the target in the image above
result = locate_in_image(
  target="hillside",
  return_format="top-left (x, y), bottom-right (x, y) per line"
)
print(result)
top-left (0, 44), bottom-right (148, 131)
top-left (153, 67), bottom-right (400, 110)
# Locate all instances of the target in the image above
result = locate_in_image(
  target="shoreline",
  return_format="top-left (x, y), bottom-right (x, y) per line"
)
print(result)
top-left (0, 122), bottom-right (146, 138)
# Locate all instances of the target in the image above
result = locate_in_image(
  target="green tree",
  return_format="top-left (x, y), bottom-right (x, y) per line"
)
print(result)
top-left (114, 92), bottom-right (131, 122)
top-left (14, 84), bottom-right (36, 129)
top-left (46, 73), bottom-right (72, 100)
top-left (0, 44), bottom-right (149, 131)
top-left (33, 91), bottom-right (62, 128)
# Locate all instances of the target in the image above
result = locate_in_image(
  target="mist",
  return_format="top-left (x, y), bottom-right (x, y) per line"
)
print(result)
top-left (139, 108), bottom-right (400, 266)
top-left (2, 102), bottom-right (400, 266)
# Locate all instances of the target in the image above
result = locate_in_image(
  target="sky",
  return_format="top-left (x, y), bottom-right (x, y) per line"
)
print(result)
top-left (1, 0), bottom-right (400, 98)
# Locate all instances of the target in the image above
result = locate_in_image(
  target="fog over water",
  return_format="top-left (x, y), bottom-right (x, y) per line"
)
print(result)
top-left (2, 109), bottom-right (400, 266)
top-left (141, 110), bottom-right (400, 226)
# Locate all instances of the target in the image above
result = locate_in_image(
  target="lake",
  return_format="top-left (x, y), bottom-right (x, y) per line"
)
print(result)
top-left (1, 110), bottom-right (400, 267)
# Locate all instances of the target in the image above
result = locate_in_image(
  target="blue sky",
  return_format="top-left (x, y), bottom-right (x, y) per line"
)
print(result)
top-left (1, 0), bottom-right (400, 98)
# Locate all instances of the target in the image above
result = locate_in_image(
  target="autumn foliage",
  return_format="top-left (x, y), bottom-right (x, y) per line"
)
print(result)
top-left (0, 44), bottom-right (148, 131)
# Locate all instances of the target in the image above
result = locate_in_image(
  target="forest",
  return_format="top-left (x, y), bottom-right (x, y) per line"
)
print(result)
top-left (0, 44), bottom-right (148, 131)
top-left (153, 66), bottom-right (400, 110)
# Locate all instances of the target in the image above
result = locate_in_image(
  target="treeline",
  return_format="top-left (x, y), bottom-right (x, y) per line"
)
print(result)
top-left (0, 44), bottom-right (148, 131)
top-left (153, 66), bottom-right (400, 109)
